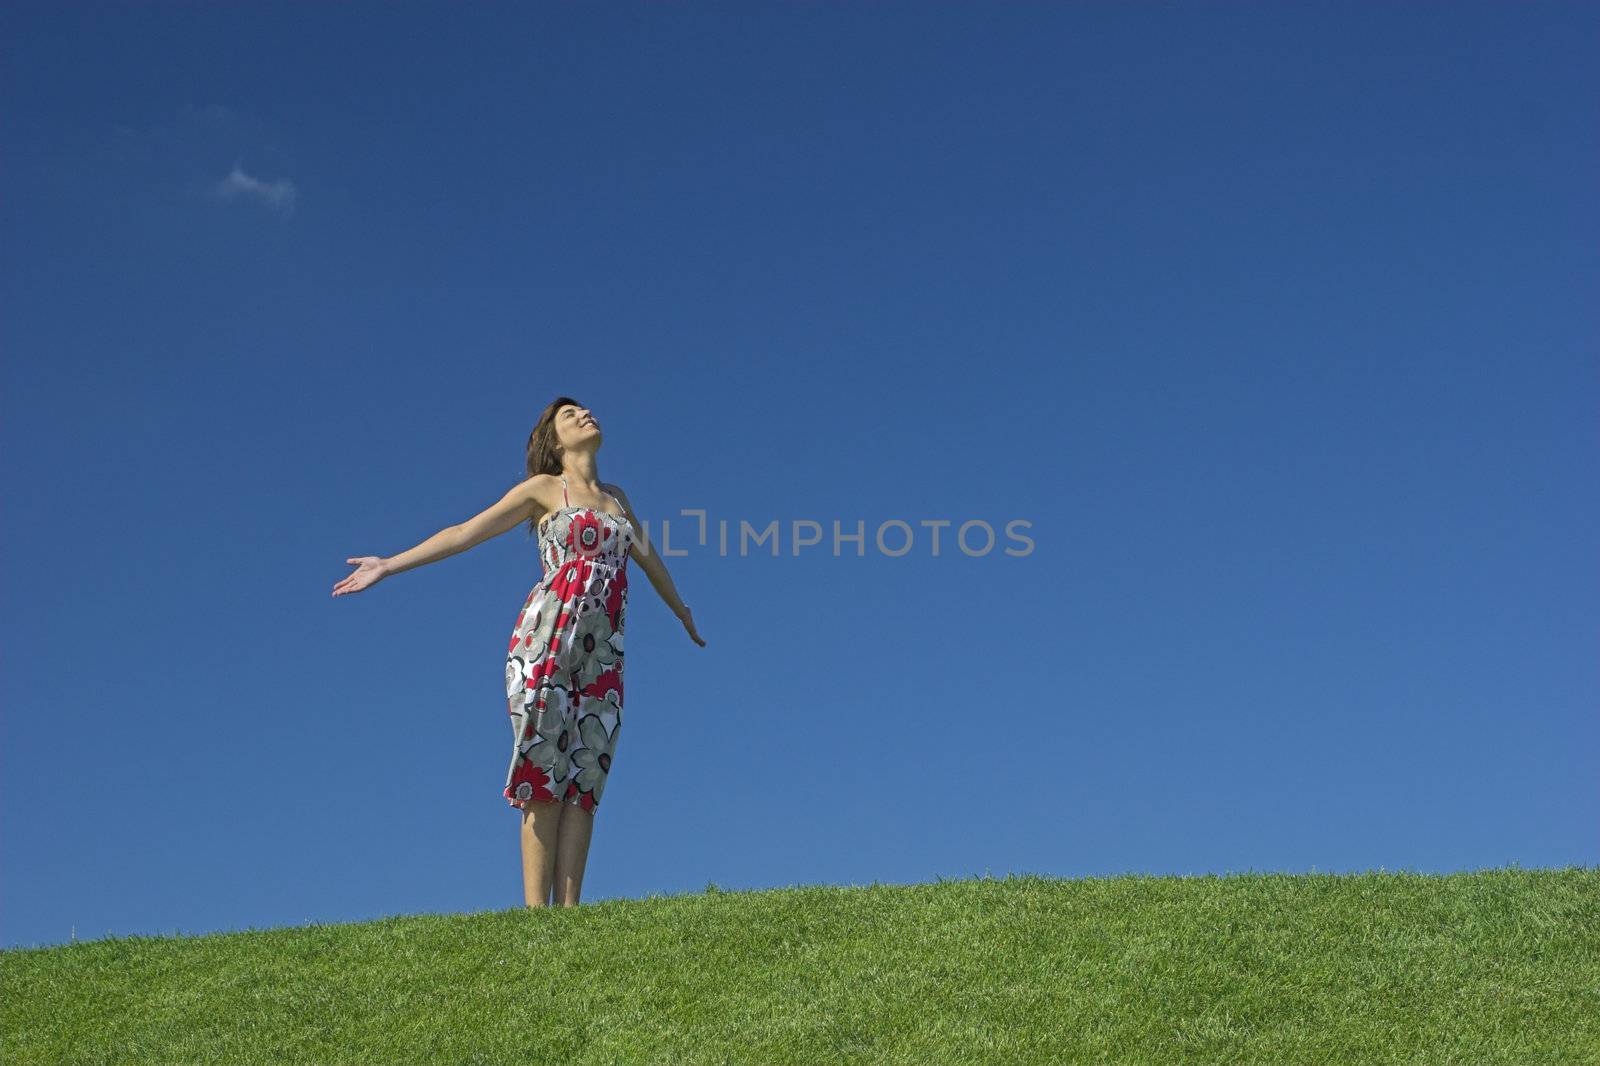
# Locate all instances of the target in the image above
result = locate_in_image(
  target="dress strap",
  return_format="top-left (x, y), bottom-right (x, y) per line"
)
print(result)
top-left (560, 476), bottom-right (569, 506)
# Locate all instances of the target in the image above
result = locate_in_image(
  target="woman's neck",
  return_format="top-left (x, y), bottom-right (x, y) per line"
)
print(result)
top-left (561, 457), bottom-right (602, 490)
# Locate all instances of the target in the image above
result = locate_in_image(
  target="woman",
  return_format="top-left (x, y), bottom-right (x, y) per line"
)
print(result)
top-left (331, 395), bottom-right (706, 909)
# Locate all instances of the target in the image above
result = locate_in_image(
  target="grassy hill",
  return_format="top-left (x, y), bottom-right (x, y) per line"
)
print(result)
top-left (3, 867), bottom-right (1596, 1064)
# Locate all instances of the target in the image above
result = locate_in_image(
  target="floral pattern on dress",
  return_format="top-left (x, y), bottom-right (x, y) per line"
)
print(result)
top-left (503, 481), bottom-right (634, 815)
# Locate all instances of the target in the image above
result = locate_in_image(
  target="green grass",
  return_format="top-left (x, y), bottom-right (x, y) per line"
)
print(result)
top-left (3, 867), bottom-right (1596, 1064)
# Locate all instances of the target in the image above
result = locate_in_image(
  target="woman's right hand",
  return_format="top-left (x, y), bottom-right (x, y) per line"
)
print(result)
top-left (332, 556), bottom-right (388, 598)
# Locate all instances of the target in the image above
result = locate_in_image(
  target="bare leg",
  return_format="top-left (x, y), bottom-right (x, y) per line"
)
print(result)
top-left (509, 694), bottom-right (563, 908)
top-left (553, 801), bottom-right (596, 906)
top-left (518, 799), bottom-right (565, 907)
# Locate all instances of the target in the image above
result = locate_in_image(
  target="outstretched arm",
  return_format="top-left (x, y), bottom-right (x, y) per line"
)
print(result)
top-left (606, 482), bottom-right (706, 646)
top-left (332, 476), bottom-right (548, 597)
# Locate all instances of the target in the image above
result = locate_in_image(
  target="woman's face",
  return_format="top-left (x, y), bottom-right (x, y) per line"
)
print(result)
top-left (554, 403), bottom-right (602, 451)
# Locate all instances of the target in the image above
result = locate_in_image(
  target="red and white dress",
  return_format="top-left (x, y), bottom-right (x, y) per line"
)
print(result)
top-left (503, 476), bottom-right (632, 814)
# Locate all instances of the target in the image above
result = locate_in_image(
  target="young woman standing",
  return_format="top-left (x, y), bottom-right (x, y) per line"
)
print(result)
top-left (332, 395), bottom-right (706, 908)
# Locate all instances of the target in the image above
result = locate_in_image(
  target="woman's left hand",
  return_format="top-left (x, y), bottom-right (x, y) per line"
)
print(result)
top-left (677, 605), bottom-right (706, 647)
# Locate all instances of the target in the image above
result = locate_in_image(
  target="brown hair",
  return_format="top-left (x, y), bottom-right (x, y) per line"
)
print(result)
top-left (521, 394), bottom-right (583, 537)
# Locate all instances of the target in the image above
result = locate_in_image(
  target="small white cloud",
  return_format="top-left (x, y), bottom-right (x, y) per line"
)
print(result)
top-left (212, 162), bottom-right (297, 215)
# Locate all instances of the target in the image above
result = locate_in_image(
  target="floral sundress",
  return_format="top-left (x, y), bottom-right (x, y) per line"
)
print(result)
top-left (503, 476), bottom-right (632, 814)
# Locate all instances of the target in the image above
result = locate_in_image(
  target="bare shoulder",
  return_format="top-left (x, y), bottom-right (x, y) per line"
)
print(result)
top-left (527, 472), bottom-right (561, 492)
top-left (602, 481), bottom-right (648, 548)
top-left (602, 482), bottom-right (644, 528)
top-left (522, 473), bottom-right (566, 517)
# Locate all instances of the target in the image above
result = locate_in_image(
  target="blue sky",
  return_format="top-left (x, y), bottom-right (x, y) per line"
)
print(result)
top-left (2, 2), bottom-right (1594, 951)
